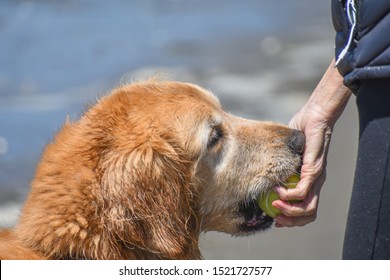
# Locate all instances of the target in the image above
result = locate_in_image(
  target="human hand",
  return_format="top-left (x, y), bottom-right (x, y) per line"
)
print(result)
top-left (273, 106), bottom-right (332, 227)
top-left (272, 59), bottom-right (351, 227)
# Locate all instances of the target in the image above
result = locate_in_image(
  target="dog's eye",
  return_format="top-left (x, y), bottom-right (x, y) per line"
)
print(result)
top-left (208, 126), bottom-right (223, 149)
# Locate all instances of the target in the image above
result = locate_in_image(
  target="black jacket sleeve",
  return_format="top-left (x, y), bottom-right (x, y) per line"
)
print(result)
top-left (332, 0), bottom-right (390, 92)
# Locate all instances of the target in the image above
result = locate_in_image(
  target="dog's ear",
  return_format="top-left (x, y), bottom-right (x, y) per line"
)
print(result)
top-left (98, 138), bottom-right (200, 259)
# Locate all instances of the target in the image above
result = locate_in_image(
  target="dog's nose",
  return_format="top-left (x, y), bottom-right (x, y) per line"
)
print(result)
top-left (288, 129), bottom-right (305, 154)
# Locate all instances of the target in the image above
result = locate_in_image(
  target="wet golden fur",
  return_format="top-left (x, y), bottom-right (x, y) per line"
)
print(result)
top-left (0, 81), bottom-right (302, 259)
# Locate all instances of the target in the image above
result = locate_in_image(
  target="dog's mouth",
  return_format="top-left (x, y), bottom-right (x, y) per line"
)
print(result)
top-left (237, 169), bottom-right (301, 233)
top-left (237, 199), bottom-right (274, 233)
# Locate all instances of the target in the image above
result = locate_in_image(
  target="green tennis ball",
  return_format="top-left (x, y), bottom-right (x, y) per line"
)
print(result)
top-left (258, 189), bottom-right (282, 218)
top-left (258, 174), bottom-right (301, 218)
top-left (285, 174), bottom-right (300, 188)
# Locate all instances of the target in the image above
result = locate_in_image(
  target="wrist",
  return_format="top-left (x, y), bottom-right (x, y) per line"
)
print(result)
top-left (307, 60), bottom-right (352, 124)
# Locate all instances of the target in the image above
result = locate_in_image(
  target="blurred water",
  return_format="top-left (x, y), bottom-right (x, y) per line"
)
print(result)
top-left (0, 0), bottom-right (353, 259)
top-left (0, 0), bottom-right (329, 94)
top-left (0, 0), bottom-right (332, 199)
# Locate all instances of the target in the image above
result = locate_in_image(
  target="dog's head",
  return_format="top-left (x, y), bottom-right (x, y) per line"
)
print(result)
top-left (91, 80), bottom-right (303, 237)
top-left (18, 80), bottom-right (303, 259)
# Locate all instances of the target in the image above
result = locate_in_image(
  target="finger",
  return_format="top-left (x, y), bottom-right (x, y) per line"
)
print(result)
top-left (273, 172), bottom-right (325, 218)
top-left (273, 193), bottom-right (318, 217)
top-left (275, 168), bottom-right (327, 202)
top-left (275, 175), bottom-right (313, 201)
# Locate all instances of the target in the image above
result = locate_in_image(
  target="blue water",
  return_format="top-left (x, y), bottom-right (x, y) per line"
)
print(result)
top-left (0, 0), bottom-right (331, 201)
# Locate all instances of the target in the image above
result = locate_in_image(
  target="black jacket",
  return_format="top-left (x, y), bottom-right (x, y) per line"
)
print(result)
top-left (332, 0), bottom-right (390, 92)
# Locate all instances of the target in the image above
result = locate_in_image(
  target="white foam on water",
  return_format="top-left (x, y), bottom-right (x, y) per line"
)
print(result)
top-left (0, 202), bottom-right (21, 228)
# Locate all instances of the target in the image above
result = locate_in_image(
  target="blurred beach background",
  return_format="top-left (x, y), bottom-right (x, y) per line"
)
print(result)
top-left (0, 0), bottom-right (358, 259)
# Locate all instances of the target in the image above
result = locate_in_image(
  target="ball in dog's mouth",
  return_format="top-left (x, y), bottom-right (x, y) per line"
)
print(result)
top-left (257, 174), bottom-right (301, 218)
top-left (238, 199), bottom-right (274, 233)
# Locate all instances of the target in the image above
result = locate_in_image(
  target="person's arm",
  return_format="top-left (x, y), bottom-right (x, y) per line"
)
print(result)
top-left (273, 58), bottom-right (352, 227)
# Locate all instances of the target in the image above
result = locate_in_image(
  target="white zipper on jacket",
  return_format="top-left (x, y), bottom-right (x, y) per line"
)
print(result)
top-left (335, 0), bottom-right (357, 66)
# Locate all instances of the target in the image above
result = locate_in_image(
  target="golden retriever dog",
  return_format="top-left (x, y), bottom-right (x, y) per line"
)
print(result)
top-left (0, 80), bottom-right (304, 260)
